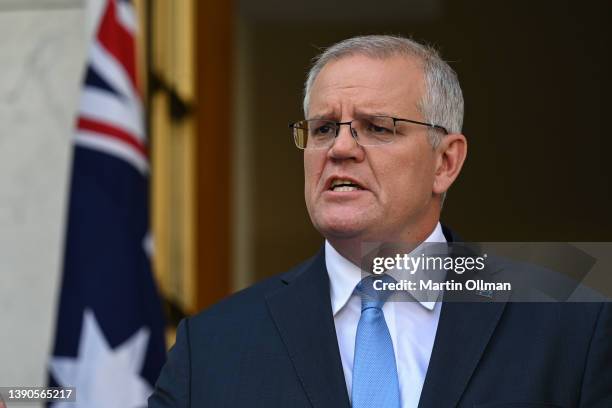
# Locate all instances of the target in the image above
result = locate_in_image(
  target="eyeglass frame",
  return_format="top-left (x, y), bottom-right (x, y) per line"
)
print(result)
top-left (288, 115), bottom-right (449, 150)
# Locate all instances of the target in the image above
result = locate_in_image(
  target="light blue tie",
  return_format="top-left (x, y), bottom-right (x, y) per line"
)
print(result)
top-left (352, 274), bottom-right (401, 408)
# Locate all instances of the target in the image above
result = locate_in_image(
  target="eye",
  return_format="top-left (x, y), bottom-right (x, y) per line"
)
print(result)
top-left (366, 121), bottom-right (392, 134)
top-left (314, 124), bottom-right (333, 135)
top-left (309, 120), bottom-right (336, 138)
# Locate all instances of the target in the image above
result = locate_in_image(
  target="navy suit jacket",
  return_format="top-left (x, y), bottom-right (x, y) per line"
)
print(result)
top-left (149, 230), bottom-right (612, 407)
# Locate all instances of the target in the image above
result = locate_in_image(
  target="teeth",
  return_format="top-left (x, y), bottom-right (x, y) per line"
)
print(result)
top-left (333, 186), bottom-right (359, 192)
top-left (330, 178), bottom-right (362, 192)
top-left (331, 179), bottom-right (360, 188)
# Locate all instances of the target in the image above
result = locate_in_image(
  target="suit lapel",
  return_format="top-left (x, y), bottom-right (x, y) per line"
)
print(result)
top-left (418, 300), bottom-right (506, 407)
top-left (265, 250), bottom-right (351, 408)
top-left (419, 226), bottom-right (509, 407)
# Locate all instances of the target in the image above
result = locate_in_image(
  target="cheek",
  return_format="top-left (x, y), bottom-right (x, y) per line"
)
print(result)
top-left (304, 152), bottom-right (325, 197)
top-left (378, 151), bottom-right (435, 206)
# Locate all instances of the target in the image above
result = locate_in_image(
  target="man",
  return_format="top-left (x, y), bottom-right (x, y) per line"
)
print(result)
top-left (149, 35), bottom-right (611, 407)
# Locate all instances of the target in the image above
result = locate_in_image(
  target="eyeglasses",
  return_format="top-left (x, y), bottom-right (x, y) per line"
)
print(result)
top-left (289, 115), bottom-right (448, 150)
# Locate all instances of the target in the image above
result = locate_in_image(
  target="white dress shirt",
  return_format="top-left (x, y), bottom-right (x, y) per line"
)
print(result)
top-left (326, 223), bottom-right (446, 408)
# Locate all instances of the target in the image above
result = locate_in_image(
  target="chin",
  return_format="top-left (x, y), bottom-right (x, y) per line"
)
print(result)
top-left (320, 225), bottom-right (364, 240)
top-left (313, 214), bottom-right (370, 240)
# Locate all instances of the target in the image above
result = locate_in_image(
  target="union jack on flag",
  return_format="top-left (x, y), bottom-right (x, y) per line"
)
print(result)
top-left (75, 0), bottom-right (147, 173)
top-left (49, 0), bottom-right (166, 406)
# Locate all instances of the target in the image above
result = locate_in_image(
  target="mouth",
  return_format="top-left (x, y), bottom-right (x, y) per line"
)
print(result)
top-left (328, 178), bottom-right (364, 192)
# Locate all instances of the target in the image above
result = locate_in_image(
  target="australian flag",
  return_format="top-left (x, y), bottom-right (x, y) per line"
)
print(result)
top-left (48, 0), bottom-right (166, 406)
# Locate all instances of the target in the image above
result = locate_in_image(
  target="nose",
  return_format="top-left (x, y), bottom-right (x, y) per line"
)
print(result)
top-left (328, 123), bottom-right (364, 161)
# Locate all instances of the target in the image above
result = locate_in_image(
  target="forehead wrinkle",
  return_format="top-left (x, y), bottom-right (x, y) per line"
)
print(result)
top-left (309, 90), bottom-right (389, 119)
top-left (312, 96), bottom-right (399, 115)
top-left (307, 106), bottom-right (339, 120)
top-left (316, 81), bottom-right (415, 110)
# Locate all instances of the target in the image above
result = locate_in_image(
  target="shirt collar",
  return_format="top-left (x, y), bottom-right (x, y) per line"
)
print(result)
top-left (326, 222), bottom-right (447, 315)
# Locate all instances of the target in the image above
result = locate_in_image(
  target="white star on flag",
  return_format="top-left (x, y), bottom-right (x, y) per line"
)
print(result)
top-left (49, 309), bottom-right (152, 408)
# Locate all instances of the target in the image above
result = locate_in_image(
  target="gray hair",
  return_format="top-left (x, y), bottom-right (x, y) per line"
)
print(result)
top-left (303, 35), bottom-right (464, 148)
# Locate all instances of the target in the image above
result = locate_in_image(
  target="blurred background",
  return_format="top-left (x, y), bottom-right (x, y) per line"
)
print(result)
top-left (0, 0), bottom-right (610, 397)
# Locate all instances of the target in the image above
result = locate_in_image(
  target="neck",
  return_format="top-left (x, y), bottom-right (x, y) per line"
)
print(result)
top-left (327, 218), bottom-right (440, 268)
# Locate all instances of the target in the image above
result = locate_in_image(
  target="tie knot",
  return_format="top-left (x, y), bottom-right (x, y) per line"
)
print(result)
top-left (355, 274), bottom-right (396, 311)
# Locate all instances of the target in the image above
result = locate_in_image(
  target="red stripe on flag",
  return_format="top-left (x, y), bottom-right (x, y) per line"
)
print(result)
top-left (97, 0), bottom-right (138, 94)
top-left (77, 117), bottom-right (147, 157)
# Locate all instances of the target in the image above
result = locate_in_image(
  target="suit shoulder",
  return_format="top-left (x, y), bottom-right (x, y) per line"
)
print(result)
top-left (186, 253), bottom-right (320, 332)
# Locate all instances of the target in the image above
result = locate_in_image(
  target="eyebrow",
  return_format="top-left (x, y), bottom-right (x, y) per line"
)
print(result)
top-left (309, 109), bottom-right (398, 120)
top-left (355, 109), bottom-right (396, 118)
top-left (308, 110), bottom-right (337, 120)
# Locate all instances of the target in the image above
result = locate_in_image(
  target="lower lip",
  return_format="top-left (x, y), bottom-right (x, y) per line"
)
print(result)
top-left (322, 189), bottom-right (369, 199)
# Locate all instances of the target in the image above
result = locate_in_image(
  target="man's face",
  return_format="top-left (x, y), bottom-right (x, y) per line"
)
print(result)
top-left (304, 54), bottom-right (440, 243)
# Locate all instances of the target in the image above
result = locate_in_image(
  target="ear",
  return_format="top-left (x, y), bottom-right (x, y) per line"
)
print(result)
top-left (432, 133), bottom-right (467, 195)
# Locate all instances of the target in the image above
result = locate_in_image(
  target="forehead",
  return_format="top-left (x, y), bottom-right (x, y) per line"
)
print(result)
top-left (308, 54), bottom-right (425, 117)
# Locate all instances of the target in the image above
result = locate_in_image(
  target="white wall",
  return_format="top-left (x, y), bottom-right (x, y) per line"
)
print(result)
top-left (0, 0), bottom-right (102, 399)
